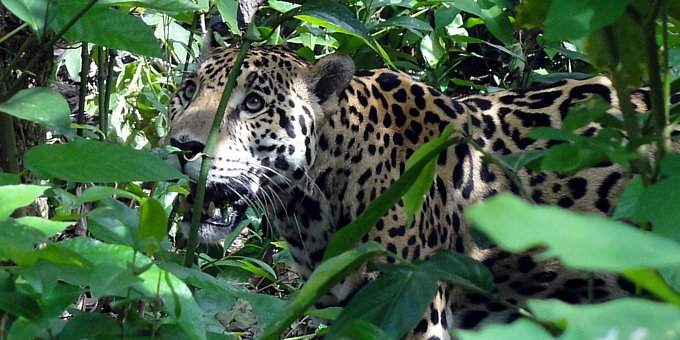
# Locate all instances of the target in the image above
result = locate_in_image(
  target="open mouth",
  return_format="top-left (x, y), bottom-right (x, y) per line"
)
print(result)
top-left (180, 182), bottom-right (249, 236)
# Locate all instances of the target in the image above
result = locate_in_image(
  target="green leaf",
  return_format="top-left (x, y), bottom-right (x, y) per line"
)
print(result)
top-left (215, 0), bottom-right (239, 35)
top-left (478, 0), bottom-right (514, 45)
top-left (14, 217), bottom-right (74, 238)
top-left (88, 262), bottom-right (143, 298)
top-left (99, 0), bottom-right (201, 11)
top-left (634, 174), bottom-right (680, 243)
top-left (375, 16), bottom-right (432, 32)
top-left (465, 194), bottom-right (680, 271)
top-left (0, 290), bottom-right (44, 320)
top-left (0, 185), bottom-right (47, 220)
top-left (295, 0), bottom-right (391, 64)
top-left (456, 318), bottom-right (552, 340)
top-left (163, 261), bottom-right (286, 329)
top-left (0, 173), bottom-right (20, 185)
top-left (494, 150), bottom-right (547, 173)
top-left (331, 319), bottom-right (392, 340)
top-left (583, 13), bottom-right (646, 86)
top-left (51, 0), bottom-right (163, 58)
top-left (622, 269), bottom-right (680, 306)
top-left (562, 97), bottom-right (609, 131)
top-left (421, 32), bottom-right (446, 68)
top-left (139, 197), bottom-right (167, 254)
top-left (59, 312), bottom-right (121, 339)
top-left (76, 186), bottom-right (139, 204)
top-left (262, 242), bottom-right (384, 340)
top-left (87, 198), bottom-right (139, 247)
top-left (25, 138), bottom-right (183, 182)
top-left (417, 251), bottom-right (493, 294)
top-left (1, 0), bottom-right (53, 35)
top-left (543, 0), bottom-right (634, 41)
top-left (529, 298), bottom-right (680, 339)
top-left (403, 124), bottom-right (454, 227)
top-left (0, 218), bottom-right (52, 260)
top-left (323, 132), bottom-right (456, 261)
top-left (59, 237), bottom-right (208, 338)
top-left (612, 176), bottom-right (643, 220)
top-left (515, 0), bottom-right (551, 30)
top-left (330, 265), bottom-right (438, 339)
top-left (0, 88), bottom-right (73, 138)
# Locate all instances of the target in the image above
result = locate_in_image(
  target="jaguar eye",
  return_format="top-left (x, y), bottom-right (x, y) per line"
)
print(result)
top-left (183, 79), bottom-right (198, 100)
top-left (244, 93), bottom-right (265, 113)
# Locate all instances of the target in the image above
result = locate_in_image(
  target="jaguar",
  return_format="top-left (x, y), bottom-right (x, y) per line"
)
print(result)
top-left (168, 44), bottom-right (679, 338)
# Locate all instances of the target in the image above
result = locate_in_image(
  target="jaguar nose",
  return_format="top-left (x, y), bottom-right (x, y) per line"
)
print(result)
top-left (170, 138), bottom-right (205, 167)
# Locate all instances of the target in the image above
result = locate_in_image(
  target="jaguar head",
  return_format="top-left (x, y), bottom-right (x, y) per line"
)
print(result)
top-left (167, 46), bottom-right (354, 243)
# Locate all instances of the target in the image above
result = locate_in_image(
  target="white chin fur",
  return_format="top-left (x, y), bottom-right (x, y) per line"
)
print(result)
top-left (179, 222), bottom-right (229, 245)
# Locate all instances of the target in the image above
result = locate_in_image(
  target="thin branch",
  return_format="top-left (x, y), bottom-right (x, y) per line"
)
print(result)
top-left (77, 43), bottom-right (90, 137)
top-left (183, 21), bottom-right (257, 267)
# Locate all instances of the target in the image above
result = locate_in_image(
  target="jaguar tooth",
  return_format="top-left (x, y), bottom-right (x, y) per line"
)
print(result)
top-left (207, 201), bottom-right (216, 218)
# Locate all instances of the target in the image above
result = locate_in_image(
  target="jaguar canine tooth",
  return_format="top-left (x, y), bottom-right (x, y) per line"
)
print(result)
top-left (207, 201), bottom-right (216, 218)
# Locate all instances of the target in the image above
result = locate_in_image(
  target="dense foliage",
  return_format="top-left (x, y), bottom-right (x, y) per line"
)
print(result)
top-left (0, 0), bottom-right (679, 339)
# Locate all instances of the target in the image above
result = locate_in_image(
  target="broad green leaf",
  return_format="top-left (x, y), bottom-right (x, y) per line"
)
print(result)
top-left (14, 217), bottom-right (74, 238)
top-left (375, 16), bottom-right (432, 32)
top-left (417, 251), bottom-right (493, 293)
top-left (456, 318), bottom-right (552, 340)
top-left (494, 150), bottom-right (546, 173)
top-left (0, 185), bottom-right (47, 220)
top-left (451, 35), bottom-right (525, 61)
top-left (622, 269), bottom-right (680, 306)
top-left (25, 138), bottom-right (183, 182)
top-left (60, 237), bottom-right (208, 339)
top-left (331, 319), bottom-right (392, 340)
top-left (529, 298), bottom-right (680, 340)
top-left (1, 0), bottom-right (53, 35)
top-left (59, 312), bottom-right (121, 339)
top-left (421, 32), bottom-right (446, 68)
top-left (87, 198), bottom-right (139, 247)
top-left (403, 124), bottom-right (455, 227)
top-left (0, 173), bottom-right (20, 185)
top-left (465, 194), bottom-right (680, 271)
top-left (295, 0), bottom-right (391, 64)
top-left (215, 0), bottom-right (239, 35)
top-left (139, 197), bottom-right (167, 254)
top-left (583, 13), bottom-right (646, 86)
top-left (478, 0), bottom-right (514, 46)
top-left (76, 186), bottom-right (139, 204)
top-left (262, 242), bottom-right (384, 340)
top-left (562, 97), bottom-right (609, 131)
top-left (0, 88), bottom-right (73, 137)
top-left (634, 174), bottom-right (680, 243)
top-left (450, 0), bottom-right (483, 17)
top-left (12, 243), bottom-right (89, 267)
top-left (612, 176), bottom-right (643, 220)
top-left (515, 0), bottom-right (550, 30)
top-left (51, 0), bottom-right (162, 58)
top-left (0, 291), bottom-right (43, 320)
top-left (163, 261), bottom-right (286, 329)
top-left (323, 133), bottom-right (456, 261)
top-left (88, 262), bottom-right (143, 298)
top-left (330, 265), bottom-right (438, 339)
top-left (0, 218), bottom-right (51, 260)
top-left (99, 0), bottom-right (201, 11)
top-left (543, 0), bottom-right (634, 41)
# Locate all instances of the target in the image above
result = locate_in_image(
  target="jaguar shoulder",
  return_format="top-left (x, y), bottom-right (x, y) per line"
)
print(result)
top-left (168, 46), bottom-right (679, 339)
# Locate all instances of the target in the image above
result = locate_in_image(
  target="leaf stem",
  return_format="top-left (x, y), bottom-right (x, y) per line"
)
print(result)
top-left (77, 43), bottom-right (90, 137)
top-left (183, 24), bottom-right (256, 267)
top-left (0, 22), bottom-right (28, 44)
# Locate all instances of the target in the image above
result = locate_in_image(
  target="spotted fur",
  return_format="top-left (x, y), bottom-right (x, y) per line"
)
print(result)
top-left (168, 46), bottom-right (678, 339)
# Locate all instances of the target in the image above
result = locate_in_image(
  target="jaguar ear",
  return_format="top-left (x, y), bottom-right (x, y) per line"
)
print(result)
top-left (304, 53), bottom-right (355, 112)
